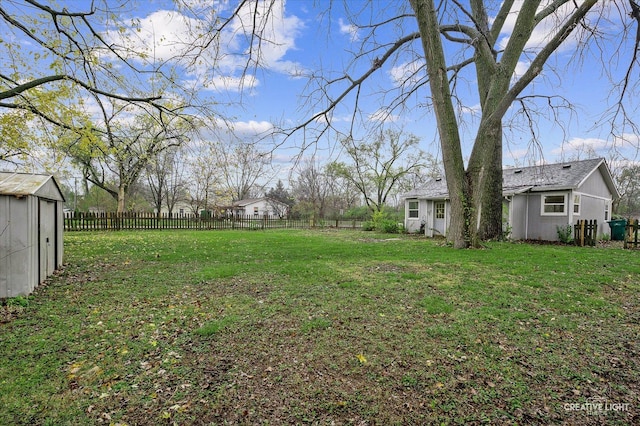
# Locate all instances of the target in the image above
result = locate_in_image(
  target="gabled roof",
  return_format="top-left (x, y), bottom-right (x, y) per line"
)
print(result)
top-left (0, 172), bottom-right (65, 202)
top-left (404, 158), bottom-right (619, 200)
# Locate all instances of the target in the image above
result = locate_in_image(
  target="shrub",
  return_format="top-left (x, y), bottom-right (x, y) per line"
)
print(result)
top-left (362, 210), bottom-right (403, 233)
top-left (556, 224), bottom-right (573, 244)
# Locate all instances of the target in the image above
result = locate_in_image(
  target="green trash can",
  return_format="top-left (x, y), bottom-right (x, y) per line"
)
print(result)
top-left (607, 219), bottom-right (627, 241)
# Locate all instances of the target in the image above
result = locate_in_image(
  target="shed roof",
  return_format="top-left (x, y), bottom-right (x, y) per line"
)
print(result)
top-left (0, 172), bottom-right (65, 202)
top-left (404, 158), bottom-right (619, 200)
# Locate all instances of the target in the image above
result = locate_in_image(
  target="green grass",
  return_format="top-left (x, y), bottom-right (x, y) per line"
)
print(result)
top-left (1, 230), bottom-right (639, 425)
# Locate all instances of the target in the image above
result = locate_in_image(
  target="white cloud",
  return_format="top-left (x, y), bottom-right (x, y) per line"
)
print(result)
top-left (368, 109), bottom-right (399, 123)
top-left (231, 119), bottom-right (274, 136)
top-left (551, 137), bottom-right (609, 155)
top-left (338, 18), bottom-right (359, 42)
top-left (224, 0), bottom-right (305, 75)
top-left (105, 1), bottom-right (305, 92)
top-left (389, 60), bottom-right (425, 86)
top-left (460, 103), bottom-right (481, 116)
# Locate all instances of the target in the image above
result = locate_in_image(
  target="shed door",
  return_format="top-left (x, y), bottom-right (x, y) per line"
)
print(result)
top-left (433, 201), bottom-right (446, 236)
top-left (39, 199), bottom-right (56, 282)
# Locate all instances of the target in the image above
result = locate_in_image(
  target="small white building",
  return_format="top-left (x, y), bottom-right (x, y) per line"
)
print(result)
top-left (0, 172), bottom-right (65, 297)
top-left (231, 197), bottom-right (290, 217)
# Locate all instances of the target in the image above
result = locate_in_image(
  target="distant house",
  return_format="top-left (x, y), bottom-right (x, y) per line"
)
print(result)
top-left (157, 201), bottom-right (193, 216)
top-left (231, 197), bottom-right (289, 217)
top-left (403, 158), bottom-right (620, 241)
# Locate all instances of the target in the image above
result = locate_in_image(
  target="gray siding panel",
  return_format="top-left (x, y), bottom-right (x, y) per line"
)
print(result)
top-left (579, 195), bottom-right (610, 237)
top-left (579, 169), bottom-right (611, 198)
top-left (526, 193), bottom-right (571, 241)
top-left (509, 195), bottom-right (529, 240)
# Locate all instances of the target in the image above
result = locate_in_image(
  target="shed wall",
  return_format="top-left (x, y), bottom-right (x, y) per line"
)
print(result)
top-left (0, 195), bottom-right (38, 297)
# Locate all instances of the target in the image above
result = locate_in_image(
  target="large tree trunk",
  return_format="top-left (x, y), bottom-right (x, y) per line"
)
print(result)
top-left (411, 0), bottom-right (470, 248)
top-left (117, 185), bottom-right (126, 214)
top-left (467, 118), bottom-right (503, 243)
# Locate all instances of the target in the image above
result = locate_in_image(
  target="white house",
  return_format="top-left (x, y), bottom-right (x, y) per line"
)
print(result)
top-left (231, 197), bottom-right (289, 217)
top-left (403, 158), bottom-right (620, 241)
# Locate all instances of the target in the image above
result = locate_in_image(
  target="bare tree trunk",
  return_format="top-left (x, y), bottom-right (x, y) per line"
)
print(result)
top-left (410, 0), bottom-right (470, 248)
top-left (117, 185), bottom-right (126, 214)
top-left (468, 118), bottom-right (503, 243)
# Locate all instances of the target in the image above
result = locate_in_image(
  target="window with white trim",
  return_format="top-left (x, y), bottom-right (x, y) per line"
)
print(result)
top-left (604, 203), bottom-right (610, 221)
top-left (541, 194), bottom-right (566, 215)
top-left (435, 202), bottom-right (445, 219)
top-left (573, 194), bottom-right (581, 215)
top-left (408, 200), bottom-right (419, 218)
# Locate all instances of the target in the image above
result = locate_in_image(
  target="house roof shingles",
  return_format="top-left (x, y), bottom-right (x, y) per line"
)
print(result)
top-left (404, 158), bottom-right (619, 200)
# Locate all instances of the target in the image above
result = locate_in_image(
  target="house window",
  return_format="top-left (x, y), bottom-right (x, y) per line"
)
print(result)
top-left (604, 203), bottom-right (610, 221)
top-left (435, 202), bottom-right (445, 219)
top-left (573, 194), bottom-right (581, 215)
top-left (408, 200), bottom-right (419, 218)
top-left (541, 194), bottom-right (566, 215)
top-left (253, 206), bottom-right (259, 216)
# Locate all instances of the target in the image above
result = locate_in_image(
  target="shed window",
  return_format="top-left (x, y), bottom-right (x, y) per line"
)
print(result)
top-left (435, 202), bottom-right (445, 219)
top-left (408, 200), bottom-right (419, 218)
top-left (541, 194), bottom-right (566, 215)
top-left (573, 194), bottom-right (581, 215)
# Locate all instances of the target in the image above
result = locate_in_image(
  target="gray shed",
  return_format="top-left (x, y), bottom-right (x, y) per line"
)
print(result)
top-left (0, 172), bottom-right (65, 297)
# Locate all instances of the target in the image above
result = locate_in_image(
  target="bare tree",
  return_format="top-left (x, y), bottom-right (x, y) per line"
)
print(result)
top-left (328, 130), bottom-right (427, 212)
top-left (324, 165), bottom-right (361, 216)
top-left (186, 143), bottom-right (220, 217)
top-left (218, 140), bottom-right (274, 201)
top-left (616, 164), bottom-right (640, 215)
top-left (146, 145), bottom-right (189, 217)
top-left (291, 157), bottom-right (331, 217)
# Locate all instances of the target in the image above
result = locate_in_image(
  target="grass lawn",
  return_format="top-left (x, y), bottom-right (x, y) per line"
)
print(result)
top-left (1, 229), bottom-right (639, 425)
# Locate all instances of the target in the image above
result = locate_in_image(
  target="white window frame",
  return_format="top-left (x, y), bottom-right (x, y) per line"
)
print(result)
top-left (604, 202), bottom-right (610, 221)
top-left (435, 201), bottom-right (445, 219)
top-left (408, 200), bottom-right (419, 218)
top-left (573, 193), bottom-right (581, 215)
top-left (541, 193), bottom-right (567, 216)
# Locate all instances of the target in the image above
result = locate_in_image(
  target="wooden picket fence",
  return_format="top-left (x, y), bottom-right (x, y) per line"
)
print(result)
top-left (64, 211), bottom-right (368, 232)
top-left (625, 219), bottom-right (640, 249)
top-left (574, 219), bottom-right (597, 247)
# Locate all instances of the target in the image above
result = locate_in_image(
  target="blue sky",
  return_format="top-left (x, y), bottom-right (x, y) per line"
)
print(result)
top-left (122, 0), bottom-right (638, 169)
top-left (5, 0), bottom-right (640, 178)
